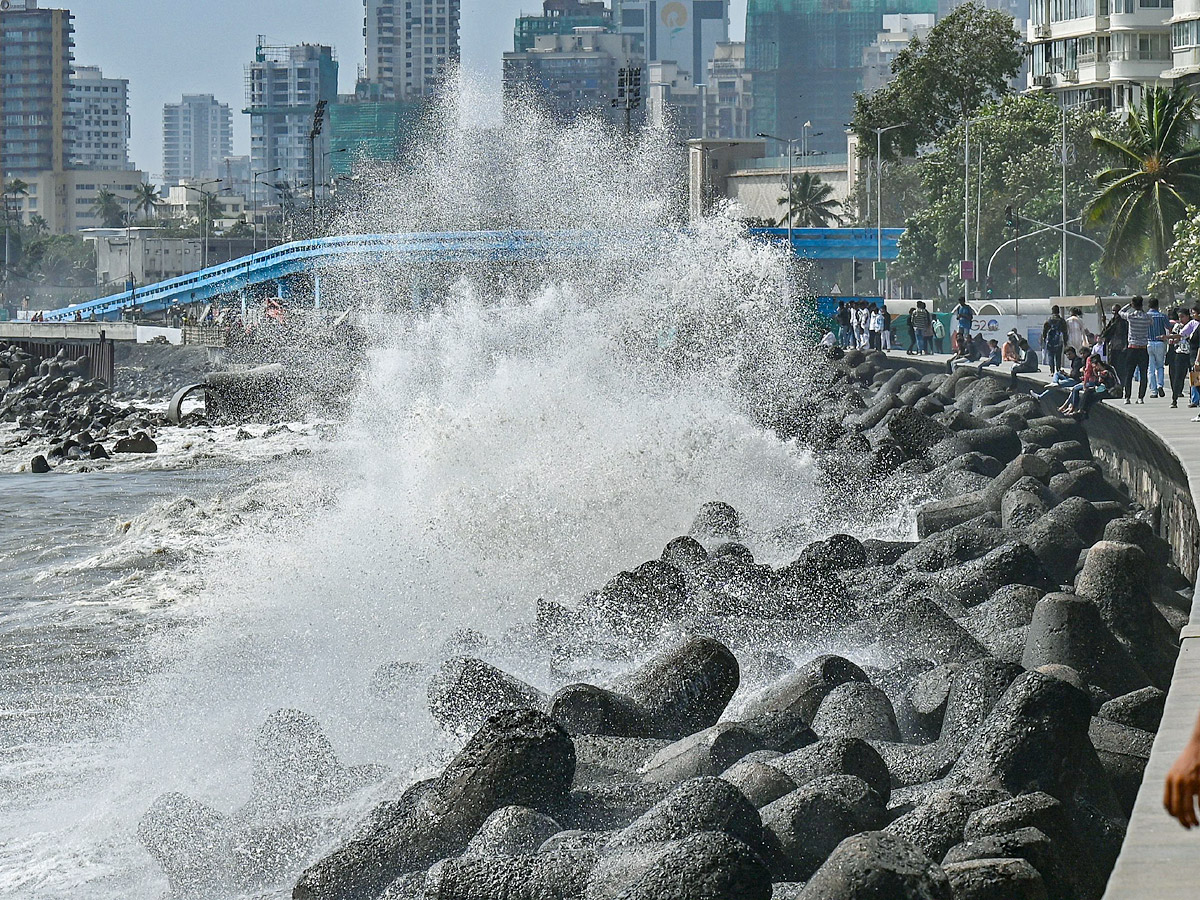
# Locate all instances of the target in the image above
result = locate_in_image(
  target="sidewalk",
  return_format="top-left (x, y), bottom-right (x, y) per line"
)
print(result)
top-left (883, 349), bottom-right (1200, 898)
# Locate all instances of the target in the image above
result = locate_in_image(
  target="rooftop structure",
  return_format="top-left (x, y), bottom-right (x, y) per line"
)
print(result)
top-left (515, 0), bottom-right (613, 52)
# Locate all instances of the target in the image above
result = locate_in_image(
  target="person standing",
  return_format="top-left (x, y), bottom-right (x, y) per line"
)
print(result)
top-left (1042, 305), bottom-right (1068, 374)
top-left (931, 315), bottom-right (945, 354)
top-left (1169, 309), bottom-right (1195, 408)
top-left (910, 301), bottom-right (932, 355)
top-left (905, 307), bottom-right (918, 355)
top-left (952, 297), bottom-right (974, 343)
top-left (1146, 297), bottom-right (1169, 398)
top-left (1102, 302), bottom-right (1128, 380)
top-left (857, 302), bottom-right (872, 350)
top-left (1066, 306), bottom-right (1087, 355)
top-left (881, 306), bottom-right (893, 351)
top-left (836, 301), bottom-right (853, 348)
top-left (1120, 295), bottom-right (1151, 404)
top-left (868, 304), bottom-right (884, 351)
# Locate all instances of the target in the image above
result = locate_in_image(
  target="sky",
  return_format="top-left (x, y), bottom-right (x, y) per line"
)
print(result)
top-left (72, 0), bottom-right (749, 182)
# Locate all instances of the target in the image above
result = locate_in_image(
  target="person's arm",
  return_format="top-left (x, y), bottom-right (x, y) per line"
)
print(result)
top-left (1166, 713), bottom-right (1200, 828)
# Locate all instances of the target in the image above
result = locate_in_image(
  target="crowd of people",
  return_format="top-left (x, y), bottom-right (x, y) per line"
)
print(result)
top-left (831, 296), bottom-right (1200, 421)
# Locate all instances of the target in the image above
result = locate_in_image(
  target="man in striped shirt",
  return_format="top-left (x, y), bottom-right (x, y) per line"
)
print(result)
top-left (1147, 297), bottom-right (1169, 398)
top-left (1120, 295), bottom-right (1151, 404)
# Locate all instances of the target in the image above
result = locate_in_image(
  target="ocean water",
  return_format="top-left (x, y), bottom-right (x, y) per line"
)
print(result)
top-left (0, 83), bottom-right (921, 899)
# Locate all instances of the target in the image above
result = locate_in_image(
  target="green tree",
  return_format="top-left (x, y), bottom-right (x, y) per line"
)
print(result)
top-left (777, 172), bottom-right (841, 228)
top-left (27, 214), bottom-right (48, 236)
top-left (1159, 207), bottom-right (1200, 295)
top-left (894, 94), bottom-right (1111, 298)
top-left (90, 188), bottom-right (126, 228)
top-left (13, 234), bottom-right (95, 286)
top-left (133, 182), bottom-right (162, 221)
top-left (1087, 84), bottom-right (1200, 290)
top-left (851, 2), bottom-right (1023, 161)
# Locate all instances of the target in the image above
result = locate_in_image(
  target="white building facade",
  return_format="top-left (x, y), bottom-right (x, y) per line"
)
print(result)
top-left (69, 65), bottom-right (131, 171)
top-left (162, 94), bottom-right (233, 184)
top-left (1027, 0), bottom-right (1173, 110)
top-left (363, 0), bottom-right (461, 100)
top-left (1166, 0), bottom-right (1200, 84)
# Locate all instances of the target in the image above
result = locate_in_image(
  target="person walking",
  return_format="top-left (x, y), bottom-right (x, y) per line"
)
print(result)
top-left (1146, 297), bottom-right (1169, 398)
top-left (1066, 306), bottom-right (1087, 355)
top-left (905, 308), bottom-right (918, 355)
top-left (910, 302), bottom-right (932, 355)
top-left (868, 304), bottom-right (884, 351)
top-left (1120, 295), bottom-right (1151, 404)
top-left (931, 315), bottom-right (945, 354)
top-left (1042, 305), bottom-right (1068, 374)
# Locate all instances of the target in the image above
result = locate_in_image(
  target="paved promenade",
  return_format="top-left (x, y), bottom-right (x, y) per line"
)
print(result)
top-left (895, 351), bottom-right (1200, 897)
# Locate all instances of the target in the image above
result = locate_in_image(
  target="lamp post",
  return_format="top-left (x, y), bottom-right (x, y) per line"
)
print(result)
top-left (309, 100), bottom-right (328, 235)
top-left (756, 131), bottom-right (798, 253)
top-left (867, 123), bottom-right (908, 299)
top-left (321, 148), bottom-right (348, 200)
top-left (253, 167), bottom-right (281, 254)
top-left (187, 178), bottom-right (221, 270)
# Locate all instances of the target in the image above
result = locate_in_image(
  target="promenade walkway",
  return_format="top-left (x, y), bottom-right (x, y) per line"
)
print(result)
top-left (892, 350), bottom-right (1200, 898)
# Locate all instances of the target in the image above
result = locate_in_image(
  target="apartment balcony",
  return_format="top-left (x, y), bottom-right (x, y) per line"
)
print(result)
top-left (1107, 50), bottom-right (1173, 78)
top-left (1078, 51), bottom-right (1112, 80)
top-left (1165, 44), bottom-right (1200, 76)
top-left (1109, 8), bottom-right (1173, 29)
top-left (1033, 15), bottom-right (1110, 40)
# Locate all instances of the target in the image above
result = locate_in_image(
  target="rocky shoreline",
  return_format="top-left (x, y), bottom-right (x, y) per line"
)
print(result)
top-left (137, 347), bottom-right (1185, 900)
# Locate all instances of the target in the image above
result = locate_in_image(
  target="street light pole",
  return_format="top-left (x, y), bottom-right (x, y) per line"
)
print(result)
top-left (190, 178), bottom-right (221, 270)
top-left (756, 132), bottom-right (796, 253)
top-left (252, 167), bottom-right (281, 254)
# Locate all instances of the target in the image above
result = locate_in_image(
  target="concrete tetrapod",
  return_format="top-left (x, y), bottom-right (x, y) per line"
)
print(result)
top-left (797, 831), bottom-right (952, 900)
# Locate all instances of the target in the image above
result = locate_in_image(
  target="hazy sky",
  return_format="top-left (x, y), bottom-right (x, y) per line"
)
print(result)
top-left (73, 0), bottom-right (748, 181)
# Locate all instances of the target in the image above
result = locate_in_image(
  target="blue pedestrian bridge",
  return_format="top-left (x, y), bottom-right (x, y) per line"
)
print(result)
top-left (44, 227), bottom-right (904, 322)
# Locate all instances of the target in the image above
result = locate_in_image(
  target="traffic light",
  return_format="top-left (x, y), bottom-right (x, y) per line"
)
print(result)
top-left (853, 260), bottom-right (864, 285)
top-left (986, 275), bottom-right (995, 296)
top-left (1005, 205), bottom-right (1016, 229)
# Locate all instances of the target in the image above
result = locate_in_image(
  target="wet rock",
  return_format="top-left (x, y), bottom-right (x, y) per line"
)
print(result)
top-left (720, 758), bottom-right (797, 808)
top-left (942, 828), bottom-right (1072, 900)
top-left (1089, 716), bottom-right (1153, 815)
top-left (811, 682), bottom-right (900, 742)
top-left (944, 543), bottom-right (1052, 605)
top-left (424, 850), bottom-right (594, 900)
top-left (29, 454), bottom-right (50, 473)
top-left (661, 535), bottom-right (708, 572)
top-left (559, 781), bottom-right (669, 830)
top-left (690, 501), bottom-right (741, 541)
top-left (573, 735), bottom-right (671, 782)
top-left (770, 738), bottom-right (891, 805)
top-left (138, 791), bottom-right (229, 894)
top-left (877, 598), bottom-right (988, 666)
top-left (113, 431), bottom-right (158, 453)
top-left (551, 637), bottom-right (739, 740)
top-left (639, 723), bottom-right (764, 783)
top-left (370, 661), bottom-right (428, 699)
top-left (588, 831), bottom-right (772, 900)
top-left (739, 655), bottom-right (868, 750)
top-left (896, 664), bottom-right (957, 744)
top-left (887, 407), bottom-right (953, 459)
top-left (798, 830), bottom-right (952, 900)
top-left (762, 775), bottom-right (887, 880)
top-left (613, 776), bottom-right (763, 851)
top-left (1021, 593), bottom-right (1151, 697)
top-left (884, 788), bottom-right (1009, 864)
top-left (463, 806), bottom-right (562, 857)
top-left (942, 858), bottom-right (1048, 900)
top-left (427, 656), bottom-right (546, 734)
top-left (1097, 686), bottom-right (1166, 732)
top-left (292, 709), bottom-right (575, 900)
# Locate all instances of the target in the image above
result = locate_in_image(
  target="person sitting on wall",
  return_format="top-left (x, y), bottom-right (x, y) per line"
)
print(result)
top-left (972, 332), bottom-right (989, 358)
top-left (1002, 330), bottom-right (1023, 362)
top-left (1081, 357), bottom-right (1121, 418)
top-left (1008, 337), bottom-right (1040, 388)
top-left (1030, 347), bottom-right (1084, 400)
top-left (1061, 353), bottom-right (1104, 415)
top-left (977, 339), bottom-right (1002, 372)
top-left (947, 336), bottom-right (982, 373)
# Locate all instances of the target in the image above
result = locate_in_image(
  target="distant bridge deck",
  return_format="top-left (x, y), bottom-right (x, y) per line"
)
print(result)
top-left (42, 227), bottom-right (903, 323)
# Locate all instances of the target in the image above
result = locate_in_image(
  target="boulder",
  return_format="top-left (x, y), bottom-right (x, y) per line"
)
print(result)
top-left (1089, 716), bottom-right (1154, 815)
top-left (1097, 687), bottom-right (1166, 732)
top-left (720, 758), bottom-right (797, 808)
top-left (427, 656), bottom-right (546, 734)
top-left (113, 431), bottom-right (157, 453)
top-left (942, 828), bottom-right (1071, 900)
top-left (877, 597), bottom-right (989, 665)
top-left (770, 738), bottom-right (891, 805)
top-left (798, 831), bottom-right (952, 900)
top-left (690, 501), bottom-right (741, 541)
top-left (888, 407), bottom-right (953, 459)
top-left (811, 683), bottom-right (901, 742)
top-left (463, 806), bottom-right (562, 857)
top-left (761, 775), bottom-right (887, 880)
top-left (292, 709), bottom-right (575, 900)
top-left (29, 454), bottom-right (50, 473)
top-left (612, 776), bottom-right (763, 851)
top-left (639, 723), bottom-right (764, 784)
top-left (942, 858), bottom-right (1048, 900)
top-left (739, 655), bottom-right (868, 751)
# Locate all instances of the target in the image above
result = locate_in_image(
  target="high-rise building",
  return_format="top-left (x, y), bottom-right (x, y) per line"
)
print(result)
top-left (363, 0), bottom-right (461, 101)
top-left (861, 14), bottom-right (935, 93)
top-left (1027, 0), bottom-right (1170, 110)
top-left (0, 0), bottom-right (74, 177)
top-left (706, 41), bottom-right (753, 138)
top-left (70, 65), bottom-right (130, 171)
top-left (162, 94), bottom-right (233, 184)
top-left (613, 0), bottom-right (730, 83)
top-left (648, 42), bottom-right (753, 140)
top-left (747, 0), bottom-right (935, 155)
top-left (503, 29), bottom-right (643, 127)
top-left (245, 39), bottom-right (338, 204)
top-left (515, 0), bottom-right (613, 52)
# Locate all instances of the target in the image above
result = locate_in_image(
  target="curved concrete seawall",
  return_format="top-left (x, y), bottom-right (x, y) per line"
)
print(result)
top-left (885, 355), bottom-right (1200, 898)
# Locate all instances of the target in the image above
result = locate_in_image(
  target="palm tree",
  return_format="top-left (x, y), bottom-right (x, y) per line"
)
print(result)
top-left (27, 214), bottom-right (48, 236)
top-left (133, 182), bottom-right (161, 221)
top-left (90, 187), bottom-right (126, 228)
top-left (777, 172), bottom-right (842, 228)
top-left (1087, 84), bottom-right (1200, 283)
